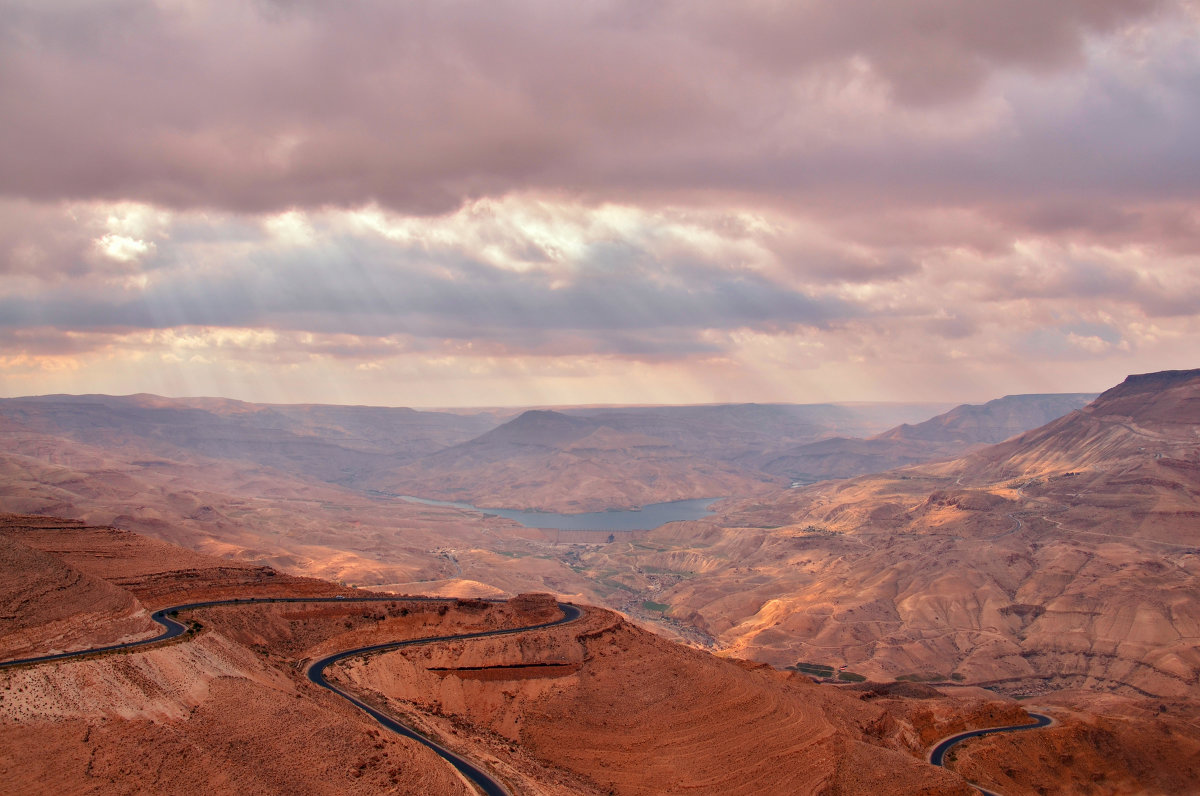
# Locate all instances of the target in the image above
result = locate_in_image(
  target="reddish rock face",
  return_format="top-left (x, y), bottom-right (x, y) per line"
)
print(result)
top-left (508, 592), bottom-right (559, 614)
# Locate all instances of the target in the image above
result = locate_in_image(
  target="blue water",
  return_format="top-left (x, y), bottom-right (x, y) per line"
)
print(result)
top-left (398, 495), bottom-right (721, 531)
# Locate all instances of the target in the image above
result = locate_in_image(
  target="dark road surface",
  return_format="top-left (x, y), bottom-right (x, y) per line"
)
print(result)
top-left (0, 595), bottom-right (583, 796)
top-left (307, 602), bottom-right (582, 796)
top-left (0, 596), bottom-right (472, 669)
top-left (929, 712), bottom-right (1053, 795)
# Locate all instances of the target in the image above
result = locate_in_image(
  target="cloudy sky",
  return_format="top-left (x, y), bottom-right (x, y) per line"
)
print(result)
top-left (2, 0), bottom-right (1198, 407)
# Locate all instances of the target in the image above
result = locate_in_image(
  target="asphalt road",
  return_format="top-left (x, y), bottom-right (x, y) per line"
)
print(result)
top-left (0, 595), bottom-right (583, 796)
top-left (929, 712), bottom-right (1053, 795)
top-left (0, 595), bottom-right (469, 669)
top-left (307, 602), bottom-right (582, 796)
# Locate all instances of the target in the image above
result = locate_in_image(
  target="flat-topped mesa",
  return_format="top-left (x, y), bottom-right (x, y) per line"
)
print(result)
top-left (1081, 368), bottom-right (1200, 425)
top-left (1101, 368), bottom-right (1200, 399)
top-left (963, 367), bottom-right (1200, 472)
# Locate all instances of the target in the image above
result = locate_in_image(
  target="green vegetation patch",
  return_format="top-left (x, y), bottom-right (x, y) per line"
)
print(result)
top-left (794, 662), bottom-right (836, 677)
top-left (642, 601), bottom-right (671, 613)
top-left (836, 671), bottom-right (867, 682)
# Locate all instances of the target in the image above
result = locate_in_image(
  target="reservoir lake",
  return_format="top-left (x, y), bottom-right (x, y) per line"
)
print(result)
top-left (398, 496), bottom-right (721, 531)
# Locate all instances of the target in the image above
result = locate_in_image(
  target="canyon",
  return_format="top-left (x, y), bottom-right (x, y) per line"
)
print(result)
top-left (1, 374), bottom-right (1198, 792)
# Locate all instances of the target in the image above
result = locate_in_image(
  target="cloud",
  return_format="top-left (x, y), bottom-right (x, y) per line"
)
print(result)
top-left (2, 195), bottom-right (1195, 395)
top-left (1, 2), bottom-right (1198, 404)
top-left (687, 0), bottom-right (1170, 103)
top-left (1, 0), bottom-right (1194, 219)
top-left (0, 201), bottom-right (862, 363)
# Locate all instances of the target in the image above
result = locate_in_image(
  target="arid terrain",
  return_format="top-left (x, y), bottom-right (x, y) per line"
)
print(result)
top-left (0, 395), bottom-right (958, 515)
top-left (2, 374), bottom-right (1199, 792)
top-left (0, 395), bottom-right (969, 604)
top-left (0, 392), bottom-right (1084, 595)
top-left (639, 371), bottom-right (1200, 695)
top-left (7, 0), bottom-right (1198, 789)
top-left (1, 514), bottom-right (1016, 795)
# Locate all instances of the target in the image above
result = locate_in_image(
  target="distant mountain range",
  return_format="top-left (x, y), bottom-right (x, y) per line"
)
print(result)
top-left (370, 397), bottom-right (1096, 510)
top-left (0, 393), bottom-right (498, 485)
top-left (0, 392), bottom-right (1097, 513)
top-left (755, 393), bottom-right (1097, 483)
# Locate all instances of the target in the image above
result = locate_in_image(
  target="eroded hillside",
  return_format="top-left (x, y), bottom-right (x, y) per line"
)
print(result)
top-left (0, 515), bottom-right (1052, 795)
top-left (572, 371), bottom-right (1200, 703)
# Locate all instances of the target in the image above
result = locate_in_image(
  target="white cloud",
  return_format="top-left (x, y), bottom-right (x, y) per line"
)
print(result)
top-left (96, 233), bottom-right (154, 262)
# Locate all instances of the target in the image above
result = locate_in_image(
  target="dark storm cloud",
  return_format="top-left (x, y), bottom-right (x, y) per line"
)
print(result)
top-left (0, 0), bottom-right (1191, 216)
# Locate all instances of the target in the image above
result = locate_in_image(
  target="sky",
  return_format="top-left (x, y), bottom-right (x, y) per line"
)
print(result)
top-left (2, 0), bottom-right (1199, 407)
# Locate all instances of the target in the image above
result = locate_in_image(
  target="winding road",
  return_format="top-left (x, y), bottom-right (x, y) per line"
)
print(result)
top-left (0, 595), bottom-right (583, 796)
top-left (929, 712), bottom-right (1054, 795)
top-left (5, 594), bottom-right (1058, 795)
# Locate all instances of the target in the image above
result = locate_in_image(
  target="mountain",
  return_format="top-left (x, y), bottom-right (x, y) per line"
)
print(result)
top-left (371, 402), bottom-right (959, 511)
top-left (568, 370), bottom-right (1200, 702)
top-left (962, 371), bottom-right (1200, 480)
top-left (5, 380), bottom-right (1195, 697)
top-left (880, 392), bottom-right (1100, 445)
top-left (0, 402), bottom-right (583, 593)
top-left (369, 408), bottom-right (782, 511)
top-left (11, 393), bottom-right (1090, 516)
top-left (757, 393), bottom-right (1097, 483)
top-left (0, 394), bottom-right (500, 486)
top-left (559, 402), bottom-right (955, 459)
top-left (1, 395), bottom-right (959, 514)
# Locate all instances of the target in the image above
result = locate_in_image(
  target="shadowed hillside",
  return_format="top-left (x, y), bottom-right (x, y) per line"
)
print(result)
top-left (757, 393), bottom-right (1096, 483)
top-left (0, 394), bottom-right (500, 486)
